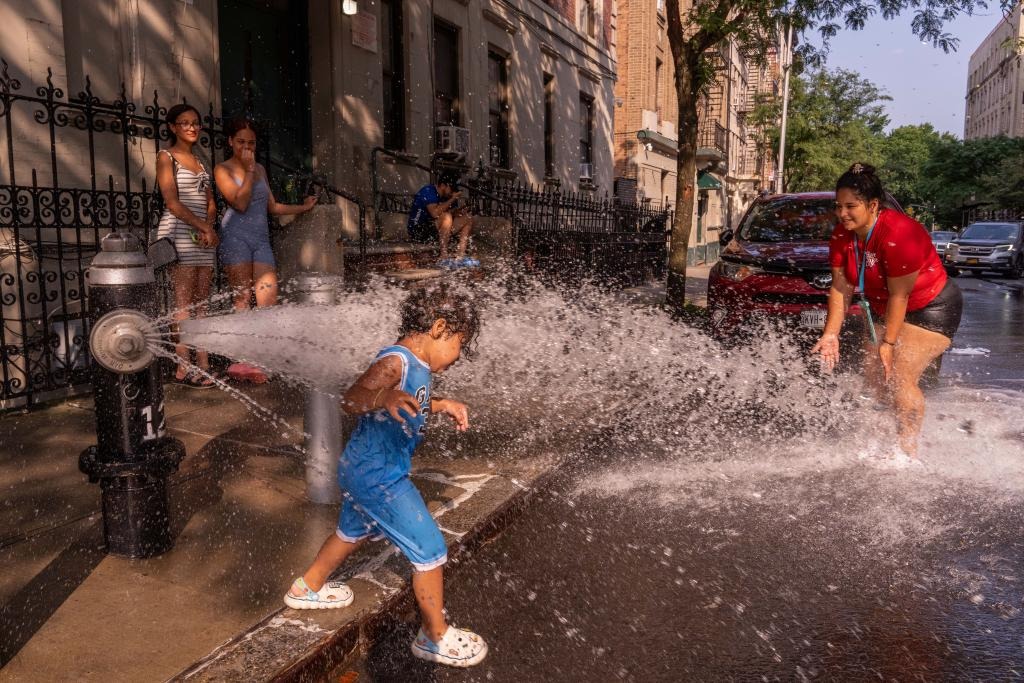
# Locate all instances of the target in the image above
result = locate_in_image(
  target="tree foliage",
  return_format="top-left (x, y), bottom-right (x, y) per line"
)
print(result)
top-left (751, 68), bottom-right (890, 192)
top-left (661, 0), bottom-right (1022, 305)
top-left (920, 135), bottom-right (1024, 226)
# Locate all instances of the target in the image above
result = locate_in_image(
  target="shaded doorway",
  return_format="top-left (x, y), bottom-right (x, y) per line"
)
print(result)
top-left (218, 0), bottom-right (312, 171)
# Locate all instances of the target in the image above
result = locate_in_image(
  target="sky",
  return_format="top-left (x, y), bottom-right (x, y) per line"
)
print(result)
top-left (807, 6), bottom-right (1011, 137)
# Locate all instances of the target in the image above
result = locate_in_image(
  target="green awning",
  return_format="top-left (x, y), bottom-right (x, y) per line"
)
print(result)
top-left (698, 172), bottom-right (722, 190)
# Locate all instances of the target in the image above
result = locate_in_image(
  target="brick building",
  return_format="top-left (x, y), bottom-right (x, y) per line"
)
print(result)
top-left (0, 0), bottom-right (618, 242)
top-left (612, 0), bottom-right (779, 263)
top-left (964, 2), bottom-right (1024, 140)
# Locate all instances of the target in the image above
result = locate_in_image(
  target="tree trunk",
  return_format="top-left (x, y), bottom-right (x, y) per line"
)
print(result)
top-left (665, 45), bottom-right (701, 310)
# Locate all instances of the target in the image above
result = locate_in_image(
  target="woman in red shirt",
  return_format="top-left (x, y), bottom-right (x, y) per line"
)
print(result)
top-left (812, 163), bottom-right (962, 466)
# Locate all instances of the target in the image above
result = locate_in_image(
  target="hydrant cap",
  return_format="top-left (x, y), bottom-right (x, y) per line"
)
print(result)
top-left (88, 230), bottom-right (154, 285)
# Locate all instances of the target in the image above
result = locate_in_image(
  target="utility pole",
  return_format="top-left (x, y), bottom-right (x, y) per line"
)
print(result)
top-left (776, 17), bottom-right (793, 194)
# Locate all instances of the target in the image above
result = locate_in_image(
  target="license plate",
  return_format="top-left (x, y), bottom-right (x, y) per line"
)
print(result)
top-left (967, 258), bottom-right (979, 265)
top-left (800, 309), bottom-right (827, 329)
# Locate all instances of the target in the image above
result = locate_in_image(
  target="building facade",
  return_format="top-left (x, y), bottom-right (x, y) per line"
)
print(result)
top-left (612, 0), bottom-right (779, 263)
top-left (0, 0), bottom-right (617, 240)
top-left (964, 2), bottom-right (1024, 140)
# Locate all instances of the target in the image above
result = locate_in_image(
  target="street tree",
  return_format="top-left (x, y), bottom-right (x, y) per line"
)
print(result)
top-left (980, 147), bottom-right (1024, 212)
top-left (879, 124), bottom-right (952, 224)
top-left (751, 68), bottom-right (889, 192)
top-left (920, 135), bottom-right (1024, 227)
top-left (662, 0), bottom-right (1019, 307)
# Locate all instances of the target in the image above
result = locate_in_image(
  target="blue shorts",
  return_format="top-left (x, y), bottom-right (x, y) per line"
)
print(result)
top-left (218, 229), bottom-right (276, 267)
top-left (336, 473), bottom-right (447, 571)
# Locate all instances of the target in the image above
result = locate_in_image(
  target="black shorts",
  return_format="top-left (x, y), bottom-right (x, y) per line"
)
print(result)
top-left (900, 278), bottom-right (963, 339)
top-left (408, 219), bottom-right (438, 243)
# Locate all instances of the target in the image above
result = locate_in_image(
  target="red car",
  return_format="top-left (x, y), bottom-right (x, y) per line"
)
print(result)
top-left (707, 191), bottom-right (902, 342)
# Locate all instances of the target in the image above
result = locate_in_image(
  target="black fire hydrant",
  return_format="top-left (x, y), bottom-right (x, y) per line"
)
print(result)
top-left (79, 231), bottom-right (185, 558)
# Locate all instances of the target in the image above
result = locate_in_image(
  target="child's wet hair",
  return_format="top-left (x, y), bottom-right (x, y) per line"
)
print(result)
top-left (399, 283), bottom-right (480, 356)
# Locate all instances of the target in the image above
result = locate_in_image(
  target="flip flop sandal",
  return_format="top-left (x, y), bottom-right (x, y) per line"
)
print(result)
top-left (411, 625), bottom-right (488, 667)
top-left (227, 362), bottom-right (269, 384)
top-left (174, 372), bottom-right (215, 389)
top-left (283, 577), bottom-right (353, 610)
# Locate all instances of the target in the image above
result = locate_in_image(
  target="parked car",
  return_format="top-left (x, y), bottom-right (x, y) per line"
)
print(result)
top-left (707, 191), bottom-right (903, 341)
top-left (929, 230), bottom-right (957, 258)
top-left (944, 221), bottom-right (1024, 278)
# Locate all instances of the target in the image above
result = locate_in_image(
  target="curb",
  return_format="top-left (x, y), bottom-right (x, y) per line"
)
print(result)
top-left (170, 460), bottom-right (566, 682)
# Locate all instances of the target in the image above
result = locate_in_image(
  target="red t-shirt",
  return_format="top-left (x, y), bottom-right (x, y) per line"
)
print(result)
top-left (828, 208), bottom-right (946, 315)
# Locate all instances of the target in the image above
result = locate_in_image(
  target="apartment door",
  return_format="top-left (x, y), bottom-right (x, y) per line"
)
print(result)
top-left (218, 0), bottom-right (312, 170)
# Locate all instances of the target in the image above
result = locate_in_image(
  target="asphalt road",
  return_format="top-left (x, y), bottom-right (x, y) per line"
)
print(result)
top-left (941, 273), bottom-right (1024, 388)
top-left (350, 273), bottom-right (1024, 682)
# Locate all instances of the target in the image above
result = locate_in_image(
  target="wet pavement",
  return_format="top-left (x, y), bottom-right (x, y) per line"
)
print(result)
top-left (942, 274), bottom-right (1024, 387)
top-left (346, 273), bottom-right (1024, 681)
top-left (353, 465), bottom-right (1024, 681)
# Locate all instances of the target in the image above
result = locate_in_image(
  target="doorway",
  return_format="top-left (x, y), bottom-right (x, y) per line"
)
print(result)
top-left (218, 0), bottom-right (312, 170)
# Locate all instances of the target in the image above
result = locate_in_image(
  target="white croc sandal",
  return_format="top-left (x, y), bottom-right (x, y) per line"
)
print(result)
top-left (410, 625), bottom-right (488, 667)
top-left (283, 577), bottom-right (354, 610)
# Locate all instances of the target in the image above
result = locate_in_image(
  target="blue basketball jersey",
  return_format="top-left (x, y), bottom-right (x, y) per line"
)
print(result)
top-left (340, 345), bottom-right (432, 481)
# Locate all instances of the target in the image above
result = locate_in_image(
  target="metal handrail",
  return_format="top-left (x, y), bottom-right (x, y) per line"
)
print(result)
top-left (265, 157), bottom-right (368, 259)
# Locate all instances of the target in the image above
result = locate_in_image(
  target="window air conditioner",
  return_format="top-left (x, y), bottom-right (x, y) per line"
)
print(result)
top-left (579, 162), bottom-right (594, 180)
top-left (435, 126), bottom-right (470, 157)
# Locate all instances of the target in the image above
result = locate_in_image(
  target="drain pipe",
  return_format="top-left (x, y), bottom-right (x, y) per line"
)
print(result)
top-left (293, 272), bottom-right (343, 504)
top-left (79, 231), bottom-right (185, 558)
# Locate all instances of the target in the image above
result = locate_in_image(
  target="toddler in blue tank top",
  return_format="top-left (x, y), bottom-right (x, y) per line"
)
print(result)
top-left (284, 284), bottom-right (488, 667)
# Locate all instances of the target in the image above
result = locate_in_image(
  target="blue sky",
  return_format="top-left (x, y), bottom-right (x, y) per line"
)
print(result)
top-left (808, 7), bottom-right (1008, 137)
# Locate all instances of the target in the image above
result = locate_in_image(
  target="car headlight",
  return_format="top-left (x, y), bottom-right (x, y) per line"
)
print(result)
top-left (717, 260), bottom-right (763, 282)
top-left (993, 244), bottom-right (1015, 252)
top-left (946, 243), bottom-right (959, 255)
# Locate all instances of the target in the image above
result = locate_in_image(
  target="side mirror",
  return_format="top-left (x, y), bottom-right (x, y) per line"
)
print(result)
top-left (718, 229), bottom-right (734, 247)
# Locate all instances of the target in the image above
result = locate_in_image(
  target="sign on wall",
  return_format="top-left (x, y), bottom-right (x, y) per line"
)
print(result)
top-left (351, 11), bottom-right (378, 53)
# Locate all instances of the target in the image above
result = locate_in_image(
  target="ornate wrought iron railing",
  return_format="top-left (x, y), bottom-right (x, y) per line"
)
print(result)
top-left (0, 60), bottom-right (364, 410)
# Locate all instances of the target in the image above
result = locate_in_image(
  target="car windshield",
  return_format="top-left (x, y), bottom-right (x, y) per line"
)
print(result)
top-left (737, 198), bottom-right (836, 242)
top-left (960, 223), bottom-right (1020, 241)
top-left (930, 231), bottom-right (956, 241)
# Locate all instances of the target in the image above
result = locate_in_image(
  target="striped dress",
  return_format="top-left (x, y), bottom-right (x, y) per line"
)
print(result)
top-left (155, 149), bottom-right (216, 267)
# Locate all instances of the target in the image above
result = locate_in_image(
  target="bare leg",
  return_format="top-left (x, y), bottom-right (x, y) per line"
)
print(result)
top-left (412, 566), bottom-right (448, 642)
top-left (888, 323), bottom-right (951, 457)
top-left (291, 533), bottom-right (366, 594)
top-left (189, 265), bottom-right (214, 371)
top-left (224, 262), bottom-right (254, 311)
top-left (436, 212), bottom-right (454, 260)
top-left (862, 322), bottom-right (888, 404)
top-left (169, 265), bottom-right (196, 379)
top-left (252, 263), bottom-right (279, 307)
top-left (452, 215), bottom-right (472, 258)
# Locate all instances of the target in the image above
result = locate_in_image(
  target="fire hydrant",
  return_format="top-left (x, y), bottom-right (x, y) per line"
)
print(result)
top-left (79, 231), bottom-right (185, 558)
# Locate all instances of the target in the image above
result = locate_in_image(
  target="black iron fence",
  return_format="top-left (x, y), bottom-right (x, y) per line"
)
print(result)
top-left (0, 61), bottom-right (364, 410)
top-left (962, 205), bottom-right (1024, 226)
top-left (469, 179), bottom-right (671, 286)
top-left (369, 149), bottom-right (671, 287)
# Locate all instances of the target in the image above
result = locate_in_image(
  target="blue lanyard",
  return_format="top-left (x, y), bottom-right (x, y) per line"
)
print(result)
top-left (853, 215), bottom-right (880, 343)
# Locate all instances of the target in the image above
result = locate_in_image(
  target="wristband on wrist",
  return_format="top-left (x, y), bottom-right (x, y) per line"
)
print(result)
top-left (372, 388), bottom-right (385, 408)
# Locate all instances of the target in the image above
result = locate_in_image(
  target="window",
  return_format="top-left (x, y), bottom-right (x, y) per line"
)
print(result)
top-left (654, 58), bottom-right (662, 118)
top-left (579, 94), bottom-right (594, 169)
top-left (487, 50), bottom-right (510, 168)
top-left (543, 73), bottom-right (555, 177)
top-left (579, 0), bottom-right (596, 38)
top-left (433, 20), bottom-right (460, 127)
top-left (381, 0), bottom-right (406, 150)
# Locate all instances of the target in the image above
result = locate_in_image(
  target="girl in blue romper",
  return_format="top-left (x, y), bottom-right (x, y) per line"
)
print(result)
top-left (284, 287), bottom-right (487, 668)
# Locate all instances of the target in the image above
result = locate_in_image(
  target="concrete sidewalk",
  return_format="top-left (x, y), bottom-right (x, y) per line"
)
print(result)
top-left (0, 268), bottom-right (713, 682)
top-left (0, 380), bottom-right (564, 682)
top-left (621, 262), bottom-right (712, 309)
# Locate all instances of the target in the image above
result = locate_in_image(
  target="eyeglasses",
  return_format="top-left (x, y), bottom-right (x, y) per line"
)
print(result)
top-left (174, 120), bottom-right (202, 130)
